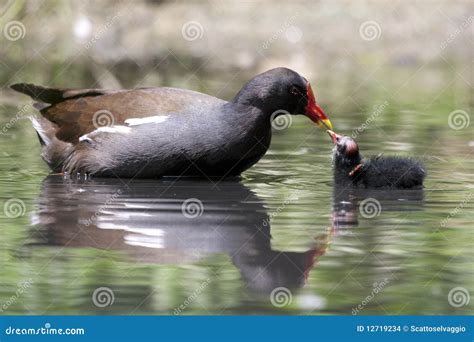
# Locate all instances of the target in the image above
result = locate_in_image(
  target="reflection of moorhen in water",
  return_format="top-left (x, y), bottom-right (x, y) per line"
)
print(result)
top-left (327, 130), bottom-right (426, 189)
top-left (232, 234), bottom-right (328, 294)
top-left (31, 176), bottom-right (330, 295)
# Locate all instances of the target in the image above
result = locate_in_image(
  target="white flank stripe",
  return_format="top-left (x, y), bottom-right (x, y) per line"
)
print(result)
top-left (96, 126), bottom-right (132, 133)
top-left (79, 125), bottom-right (131, 142)
top-left (124, 115), bottom-right (169, 126)
top-left (79, 135), bottom-right (92, 142)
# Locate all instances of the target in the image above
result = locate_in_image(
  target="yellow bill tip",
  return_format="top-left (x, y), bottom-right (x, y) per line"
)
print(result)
top-left (317, 119), bottom-right (333, 131)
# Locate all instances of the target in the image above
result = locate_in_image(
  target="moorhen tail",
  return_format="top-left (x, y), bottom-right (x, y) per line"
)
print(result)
top-left (11, 67), bottom-right (332, 178)
top-left (327, 130), bottom-right (426, 189)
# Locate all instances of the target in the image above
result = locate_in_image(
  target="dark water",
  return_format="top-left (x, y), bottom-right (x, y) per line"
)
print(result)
top-left (0, 72), bottom-right (473, 315)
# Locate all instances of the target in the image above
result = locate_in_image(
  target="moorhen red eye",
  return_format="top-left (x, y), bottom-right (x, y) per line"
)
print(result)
top-left (10, 68), bottom-right (332, 178)
top-left (327, 130), bottom-right (426, 189)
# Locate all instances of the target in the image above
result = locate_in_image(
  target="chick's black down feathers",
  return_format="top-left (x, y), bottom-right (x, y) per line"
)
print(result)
top-left (354, 156), bottom-right (426, 189)
top-left (330, 133), bottom-right (426, 189)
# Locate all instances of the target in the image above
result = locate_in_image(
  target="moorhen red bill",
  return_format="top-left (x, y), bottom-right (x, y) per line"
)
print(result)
top-left (327, 130), bottom-right (426, 189)
top-left (11, 67), bottom-right (332, 178)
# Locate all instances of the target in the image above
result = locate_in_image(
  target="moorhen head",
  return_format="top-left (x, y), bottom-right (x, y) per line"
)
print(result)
top-left (327, 130), bottom-right (426, 189)
top-left (11, 67), bottom-right (332, 178)
top-left (232, 68), bottom-right (332, 129)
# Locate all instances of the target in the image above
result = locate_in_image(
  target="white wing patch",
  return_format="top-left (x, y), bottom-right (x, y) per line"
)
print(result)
top-left (79, 125), bottom-right (131, 142)
top-left (124, 115), bottom-right (169, 126)
top-left (79, 115), bottom-right (169, 143)
top-left (96, 126), bottom-right (132, 134)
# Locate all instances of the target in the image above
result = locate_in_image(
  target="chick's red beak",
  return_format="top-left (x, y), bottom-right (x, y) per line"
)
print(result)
top-left (326, 130), bottom-right (341, 144)
top-left (305, 83), bottom-right (333, 130)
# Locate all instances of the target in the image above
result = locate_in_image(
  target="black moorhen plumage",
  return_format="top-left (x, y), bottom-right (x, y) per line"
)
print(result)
top-left (327, 130), bottom-right (426, 189)
top-left (11, 67), bottom-right (332, 178)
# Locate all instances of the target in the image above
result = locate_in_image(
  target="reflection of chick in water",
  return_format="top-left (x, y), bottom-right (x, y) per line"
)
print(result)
top-left (31, 176), bottom-right (331, 295)
top-left (331, 183), bottom-right (426, 234)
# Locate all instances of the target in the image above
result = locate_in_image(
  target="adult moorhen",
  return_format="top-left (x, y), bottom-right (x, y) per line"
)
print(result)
top-left (11, 67), bottom-right (332, 178)
top-left (327, 130), bottom-right (426, 189)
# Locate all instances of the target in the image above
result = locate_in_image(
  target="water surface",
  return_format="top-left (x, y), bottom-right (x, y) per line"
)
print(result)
top-left (0, 69), bottom-right (473, 315)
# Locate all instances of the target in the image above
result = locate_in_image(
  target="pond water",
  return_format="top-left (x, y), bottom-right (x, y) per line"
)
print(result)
top-left (0, 68), bottom-right (472, 315)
